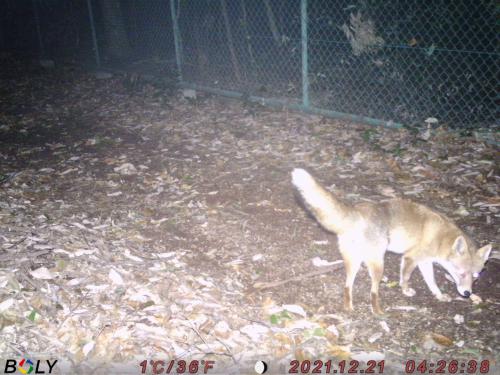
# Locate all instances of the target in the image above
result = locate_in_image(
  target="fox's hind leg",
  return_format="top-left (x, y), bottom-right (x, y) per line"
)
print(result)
top-left (400, 254), bottom-right (419, 297)
top-left (342, 256), bottom-right (362, 312)
top-left (366, 259), bottom-right (385, 315)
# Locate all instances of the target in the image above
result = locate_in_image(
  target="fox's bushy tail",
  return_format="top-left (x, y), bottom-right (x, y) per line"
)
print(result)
top-left (292, 168), bottom-right (354, 234)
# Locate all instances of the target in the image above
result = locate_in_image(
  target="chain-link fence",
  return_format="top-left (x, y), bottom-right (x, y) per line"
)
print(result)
top-left (3, 0), bottom-right (498, 130)
top-left (95, 0), bottom-right (173, 65)
top-left (174, 0), bottom-right (498, 129)
top-left (177, 1), bottom-right (302, 100)
top-left (0, 0), bottom-right (96, 63)
top-left (307, 0), bottom-right (498, 128)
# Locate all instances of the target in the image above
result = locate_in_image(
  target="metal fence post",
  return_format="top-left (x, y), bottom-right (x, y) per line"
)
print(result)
top-left (170, 0), bottom-right (183, 82)
top-left (86, 0), bottom-right (100, 67)
top-left (301, 0), bottom-right (309, 108)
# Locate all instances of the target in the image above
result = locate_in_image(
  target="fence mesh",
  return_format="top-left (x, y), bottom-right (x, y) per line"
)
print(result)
top-left (37, 0), bottom-right (95, 63)
top-left (175, 0), bottom-right (498, 128)
top-left (100, 0), bottom-right (173, 62)
top-left (308, 0), bottom-right (498, 127)
top-left (177, 0), bottom-right (302, 101)
top-left (2, 0), bottom-right (498, 129)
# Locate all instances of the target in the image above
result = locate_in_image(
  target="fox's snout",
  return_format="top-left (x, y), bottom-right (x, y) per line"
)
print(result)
top-left (455, 275), bottom-right (473, 298)
top-left (460, 290), bottom-right (471, 298)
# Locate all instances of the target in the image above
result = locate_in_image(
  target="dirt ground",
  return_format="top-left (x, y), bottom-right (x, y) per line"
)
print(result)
top-left (0, 61), bottom-right (498, 374)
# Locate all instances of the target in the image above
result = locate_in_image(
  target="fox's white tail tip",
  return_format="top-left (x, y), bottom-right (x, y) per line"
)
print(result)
top-left (291, 168), bottom-right (314, 188)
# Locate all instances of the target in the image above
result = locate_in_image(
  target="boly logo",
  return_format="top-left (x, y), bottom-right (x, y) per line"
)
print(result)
top-left (3, 359), bottom-right (58, 374)
top-left (18, 359), bottom-right (33, 374)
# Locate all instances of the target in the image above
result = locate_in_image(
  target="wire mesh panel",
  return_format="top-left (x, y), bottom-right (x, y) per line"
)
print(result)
top-left (0, 0), bottom-right (39, 56)
top-left (308, 0), bottom-right (498, 127)
top-left (2, 0), bottom-right (101, 64)
top-left (176, 0), bottom-right (302, 101)
top-left (6, 0), bottom-right (496, 129)
top-left (92, 0), bottom-right (174, 69)
top-left (174, 0), bottom-right (497, 128)
top-left (36, 0), bottom-right (89, 61)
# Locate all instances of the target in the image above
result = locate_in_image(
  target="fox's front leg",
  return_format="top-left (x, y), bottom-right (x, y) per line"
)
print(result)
top-left (417, 261), bottom-right (451, 302)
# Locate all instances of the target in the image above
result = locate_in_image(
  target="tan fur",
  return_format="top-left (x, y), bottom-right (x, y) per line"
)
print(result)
top-left (292, 168), bottom-right (492, 314)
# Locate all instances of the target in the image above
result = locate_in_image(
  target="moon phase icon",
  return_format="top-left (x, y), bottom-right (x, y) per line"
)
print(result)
top-left (254, 360), bottom-right (268, 374)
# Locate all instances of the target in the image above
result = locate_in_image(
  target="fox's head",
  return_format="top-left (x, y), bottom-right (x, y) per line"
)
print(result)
top-left (442, 235), bottom-right (492, 298)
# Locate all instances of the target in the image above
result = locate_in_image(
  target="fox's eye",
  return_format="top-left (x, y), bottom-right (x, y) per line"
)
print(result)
top-left (473, 270), bottom-right (484, 278)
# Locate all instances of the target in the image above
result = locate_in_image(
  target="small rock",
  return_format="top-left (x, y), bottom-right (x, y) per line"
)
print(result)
top-left (114, 163), bottom-right (137, 175)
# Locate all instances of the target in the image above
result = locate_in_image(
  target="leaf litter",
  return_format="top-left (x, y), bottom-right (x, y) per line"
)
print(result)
top-left (0, 64), bottom-right (498, 373)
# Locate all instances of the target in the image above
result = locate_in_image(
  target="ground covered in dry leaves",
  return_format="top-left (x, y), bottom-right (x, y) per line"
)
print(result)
top-left (0, 62), bottom-right (498, 374)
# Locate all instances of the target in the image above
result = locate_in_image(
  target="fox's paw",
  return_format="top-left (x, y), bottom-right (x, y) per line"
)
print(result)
top-left (436, 293), bottom-right (452, 302)
top-left (343, 304), bottom-right (354, 312)
top-left (402, 287), bottom-right (416, 297)
top-left (372, 306), bottom-right (385, 316)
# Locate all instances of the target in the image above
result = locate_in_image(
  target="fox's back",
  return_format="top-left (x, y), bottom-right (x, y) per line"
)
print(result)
top-left (383, 199), bottom-right (460, 254)
top-left (348, 199), bottom-right (460, 254)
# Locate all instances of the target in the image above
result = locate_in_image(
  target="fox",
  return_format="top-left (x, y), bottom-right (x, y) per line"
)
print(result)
top-left (291, 168), bottom-right (492, 314)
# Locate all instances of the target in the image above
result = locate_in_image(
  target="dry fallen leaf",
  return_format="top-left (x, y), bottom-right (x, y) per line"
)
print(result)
top-left (30, 267), bottom-right (54, 280)
top-left (431, 332), bottom-right (454, 347)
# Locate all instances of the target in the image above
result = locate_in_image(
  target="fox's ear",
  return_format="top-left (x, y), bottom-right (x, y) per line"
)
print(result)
top-left (477, 244), bottom-right (492, 262)
top-left (452, 236), bottom-right (467, 255)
